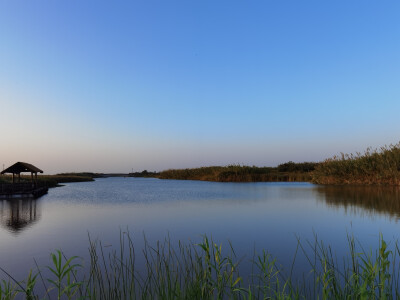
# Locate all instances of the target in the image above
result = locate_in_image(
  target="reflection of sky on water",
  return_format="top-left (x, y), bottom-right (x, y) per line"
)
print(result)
top-left (1, 178), bottom-right (400, 284)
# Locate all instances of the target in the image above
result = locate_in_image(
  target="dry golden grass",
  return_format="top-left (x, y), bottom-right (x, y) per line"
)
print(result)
top-left (312, 143), bottom-right (400, 185)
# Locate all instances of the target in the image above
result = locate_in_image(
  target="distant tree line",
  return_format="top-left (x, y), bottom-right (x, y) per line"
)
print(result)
top-left (129, 170), bottom-right (159, 178)
top-left (277, 161), bottom-right (319, 173)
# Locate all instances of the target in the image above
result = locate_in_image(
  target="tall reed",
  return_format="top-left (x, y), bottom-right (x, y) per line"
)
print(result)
top-left (159, 164), bottom-right (314, 183)
top-left (312, 143), bottom-right (400, 185)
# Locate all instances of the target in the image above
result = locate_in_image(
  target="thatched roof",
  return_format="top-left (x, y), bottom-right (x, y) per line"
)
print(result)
top-left (1, 162), bottom-right (43, 174)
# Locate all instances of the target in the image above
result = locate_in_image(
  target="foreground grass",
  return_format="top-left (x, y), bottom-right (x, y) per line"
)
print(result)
top-left (1, 234), bottom-right (400, 299)
top-left (312, 143), bottom-right (400, 185)
top-left (159, 163), bottom-right (317, 183)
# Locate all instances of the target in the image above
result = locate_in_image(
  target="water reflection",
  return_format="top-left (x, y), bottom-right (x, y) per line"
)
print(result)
top-left (0, 198), bottom-right (41, 233)
top-left (315, 186), bottom-right (400, 220)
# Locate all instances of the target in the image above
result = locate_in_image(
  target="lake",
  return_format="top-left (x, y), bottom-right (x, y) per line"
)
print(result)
top-left (1, 177), bottom-right (400, 284)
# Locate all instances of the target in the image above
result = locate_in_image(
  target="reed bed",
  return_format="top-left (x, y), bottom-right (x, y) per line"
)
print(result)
top-left (1, 233), bottom-right (400, 299)
top-left (158, 164), bottom-right (315, 183)
top-left (312, 143), bottom-right (400, 185)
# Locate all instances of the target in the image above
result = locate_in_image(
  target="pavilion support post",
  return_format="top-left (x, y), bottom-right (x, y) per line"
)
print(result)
top-left (12, 173), bottom-right (15, 183)
top-left (35, 173), bottom-right (37, 188)
top-left (31, 172), bottom-right (34, 188)
top-left (18, 173), bottom-right (21, 183)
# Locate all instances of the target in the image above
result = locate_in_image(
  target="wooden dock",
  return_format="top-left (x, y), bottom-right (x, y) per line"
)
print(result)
top-left (0, 183), bottom-right (48, 199)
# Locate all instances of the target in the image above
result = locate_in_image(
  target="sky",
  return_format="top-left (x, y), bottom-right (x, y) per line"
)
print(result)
top-left (1, 1), bottom-right (400, 174)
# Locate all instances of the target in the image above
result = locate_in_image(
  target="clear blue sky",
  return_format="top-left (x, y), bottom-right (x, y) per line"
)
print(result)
top-left (1, 1), bottom-right (399, 173)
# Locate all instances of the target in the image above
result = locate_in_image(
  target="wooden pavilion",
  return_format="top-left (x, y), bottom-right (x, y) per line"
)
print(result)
top-left (0, 162), bottom-right (47, 198)
top-left (1, 162), bottom-right (43, 184)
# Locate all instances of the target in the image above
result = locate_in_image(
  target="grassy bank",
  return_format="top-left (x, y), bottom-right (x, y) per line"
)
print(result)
top-left (1, 233), bottom-right (399, 299)
top-left (159, 163), bottom-right (317, 183)
top-left (312, 143), bottom-right (400, 185)
top-left (159, 142), bottom-right (400, 185)
top-left (0, 174), bottom-right (94, 188)
top-left (56, 172), bottom-right (103, 179)
top-left (3, 142), bottom-right (400, 186)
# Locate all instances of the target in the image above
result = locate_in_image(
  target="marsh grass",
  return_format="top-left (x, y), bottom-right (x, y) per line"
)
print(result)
top-left (158, 164), bottom-right (314, 183)
top-left (312, 143), bottom-right (400, 185)
top-left (2, 233), bottom-right (400, 299)
top-left (0, 175), bottom-right (94, 188)
top-left (159, 142), bottom-right (400, 185)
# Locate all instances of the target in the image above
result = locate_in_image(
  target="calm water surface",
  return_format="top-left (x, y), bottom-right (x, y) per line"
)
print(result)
top-left (1, 177), bottom-right (400, 281)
